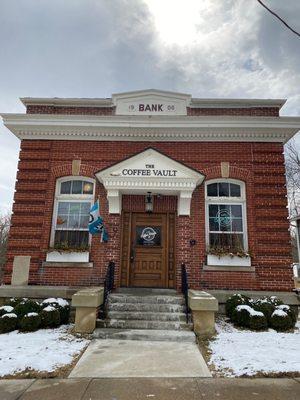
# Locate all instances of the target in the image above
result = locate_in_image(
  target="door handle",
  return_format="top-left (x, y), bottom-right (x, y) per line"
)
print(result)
top-left (130, 248), bottom-right (135, 263)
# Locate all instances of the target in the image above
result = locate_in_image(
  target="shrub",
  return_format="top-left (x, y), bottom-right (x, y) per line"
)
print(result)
top-left (0, 313), bottom-right (18, 333)
top-left (0, 305), bottom-right (14, 317)
top-left (42, 298), bottom-right (70, 324)
top-left (268, 296), bottom-right (284, 307)
top-left (15, 299), bottom-right (41, 319)
top-left (253, 297), bottom-right (276, 323)
top-left (225, 294), bottom-right (251, 320)
top-left (249, 313), bottom-right (268, 331)
top-left (270, 309), bottom-right (294, 332)
top-left (275, 305), bottom-right (297, 327)
top-left (231, 305), bottom-right (253, 327)
top-left (40, 306), bottom-right (60, 328)
top-left (7, 297), bottom-right (24, 308)
top-left (19, 312), bottom-right (41, 332)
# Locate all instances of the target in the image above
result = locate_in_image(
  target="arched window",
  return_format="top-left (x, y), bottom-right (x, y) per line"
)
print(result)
top-left (50, 177), bottom-right (95, 250)
top-left (205, 179), bottom-right (248, 253)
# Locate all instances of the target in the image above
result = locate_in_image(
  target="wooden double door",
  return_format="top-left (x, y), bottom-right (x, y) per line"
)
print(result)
top-left (121, 212), bottom-right (175, 288)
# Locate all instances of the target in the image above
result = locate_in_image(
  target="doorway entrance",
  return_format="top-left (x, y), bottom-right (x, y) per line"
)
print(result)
top-left (120, 212), bottom-right (175, 288)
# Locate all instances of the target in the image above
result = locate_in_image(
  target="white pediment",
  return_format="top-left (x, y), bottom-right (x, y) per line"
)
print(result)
top-left (112, 89), bottom-right (191, 116)
top-left (96, 148), bottom-right (204, 216)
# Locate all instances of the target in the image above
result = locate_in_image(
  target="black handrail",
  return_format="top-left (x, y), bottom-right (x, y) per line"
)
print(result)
top-left (181, 263), bottom-right (190, 323)
top-left (99, 261), bottom-right (115, 319)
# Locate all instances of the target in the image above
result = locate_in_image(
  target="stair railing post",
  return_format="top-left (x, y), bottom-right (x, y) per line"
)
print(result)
top-left (181, 263), bottom-right (190, 323)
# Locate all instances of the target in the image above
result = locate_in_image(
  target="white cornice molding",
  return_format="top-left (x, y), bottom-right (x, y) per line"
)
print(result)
top-left (20, 97), bottom-right (113, 108)
top-left (1, 114), bottom-right (300, 143)
top-left (19, 90), bottom-right (286, 110)
top-left (190, 98), bottom-right (286, 109)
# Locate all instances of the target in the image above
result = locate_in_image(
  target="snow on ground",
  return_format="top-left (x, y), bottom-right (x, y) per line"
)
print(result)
top-left (208, 318), bottom-right (300, 377)
top-left (0, 325), bottom-right (90, 377)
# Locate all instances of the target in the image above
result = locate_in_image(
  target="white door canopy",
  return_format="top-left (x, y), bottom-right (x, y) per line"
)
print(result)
top-left (95, 148), bottom-right (205, 216)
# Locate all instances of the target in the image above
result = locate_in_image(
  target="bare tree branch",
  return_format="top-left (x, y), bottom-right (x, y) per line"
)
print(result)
top-left (285, 138), bottom-right (300, 218)
top-left (0, 213), bottom-right (11, 282)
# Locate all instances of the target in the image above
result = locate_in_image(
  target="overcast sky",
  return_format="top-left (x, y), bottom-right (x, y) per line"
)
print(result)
top-left (0, 0), bottom-right (299, 212)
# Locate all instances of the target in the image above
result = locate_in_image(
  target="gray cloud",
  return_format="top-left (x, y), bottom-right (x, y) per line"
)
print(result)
top-left (0, 0), bottom-right (299, 211)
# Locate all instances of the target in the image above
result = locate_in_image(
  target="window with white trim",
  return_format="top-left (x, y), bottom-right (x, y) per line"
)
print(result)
top-left (51, 177), bottom-right (95, 250)
top-left (205, 180), bottom-right (248, 253)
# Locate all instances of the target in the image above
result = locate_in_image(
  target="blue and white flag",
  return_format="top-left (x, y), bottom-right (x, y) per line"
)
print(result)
top-left (88, 200), bottom-right (108, 243)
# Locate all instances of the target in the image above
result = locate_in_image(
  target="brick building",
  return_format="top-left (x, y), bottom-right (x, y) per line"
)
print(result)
top-left (2, 89), bottom-right (300, 294)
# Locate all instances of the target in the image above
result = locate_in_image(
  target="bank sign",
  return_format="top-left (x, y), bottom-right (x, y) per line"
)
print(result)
top-left (127, 102), bottom-right (177, 114)
top-left (114, 94), bottom-right (188, 115)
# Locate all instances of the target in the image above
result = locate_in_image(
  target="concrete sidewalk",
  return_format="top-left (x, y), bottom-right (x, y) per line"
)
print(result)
top-left (69, 339), bottom-right (211, 378)
top-left (1, 378), bottom-right (299, 400)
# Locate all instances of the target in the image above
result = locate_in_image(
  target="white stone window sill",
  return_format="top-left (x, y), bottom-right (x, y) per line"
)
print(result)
top-left (207, 254), bottom-right (251, 267)
top-left (42, 261), bottom-right (93, 268)
top-left (203, 265), bottom-right (255, 272)
top-left (46, 251), bottom-right (89, 263)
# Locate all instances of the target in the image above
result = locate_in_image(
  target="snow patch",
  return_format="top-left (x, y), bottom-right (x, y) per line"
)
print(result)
top-left (56, 298), bottom-right (69, 307)
top-left (1, 313), bottom-right (17, 319)
top-left (209, 319), bottom-right (300, 376)
top-left (43, 306), bottom-right (56, 312)
top-left (272, 309), bottom-right (288, 318)
top-left (0, 306), bottom-right (14, 313)
top-left (236, 305), bottom-right (264, 317)
top-left (0, 325), bottom-right (89, 377)
top-left (42, 298), bottom-right (69, 307)
top-left (277, 304), bottom-right (290, 311)
top-left (26, 312), bottom-right (39, 317)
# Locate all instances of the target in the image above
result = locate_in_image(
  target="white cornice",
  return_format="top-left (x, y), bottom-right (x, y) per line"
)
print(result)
top-left (20, 97), bottom-right (113, 108)
top-left (20, 90), bottom-right (286, 110)
top-left (1, 114), bottom-right (300, 143)
top-left (190, 98), bottom-right (286, 109)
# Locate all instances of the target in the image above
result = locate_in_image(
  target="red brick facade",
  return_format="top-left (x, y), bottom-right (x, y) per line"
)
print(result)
top-left (26, 104), bottom-right (279, 117)
top-left (4, 134), bottom-right (294, 292)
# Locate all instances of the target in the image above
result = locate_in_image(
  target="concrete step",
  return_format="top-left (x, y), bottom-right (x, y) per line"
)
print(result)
top-left (93, 328), bottom-right (196, 342)
top-left (97, 319), bottom-right (192, 330)
top-left (107, 311), bottom-right (186, 322)
top-left (109, 294), bottom-right (185, 305)
top-left (116, 288), bottom-right (178, 296)
top-left (108, 302), bottom-right (185, 313)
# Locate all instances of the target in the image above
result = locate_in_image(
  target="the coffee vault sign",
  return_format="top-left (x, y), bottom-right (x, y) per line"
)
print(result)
top-left (121, 164), bottom-right (177, 177)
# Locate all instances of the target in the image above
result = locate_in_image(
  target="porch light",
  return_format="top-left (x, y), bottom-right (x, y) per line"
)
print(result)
top-left (145, 192), bottom-right (153, 213)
